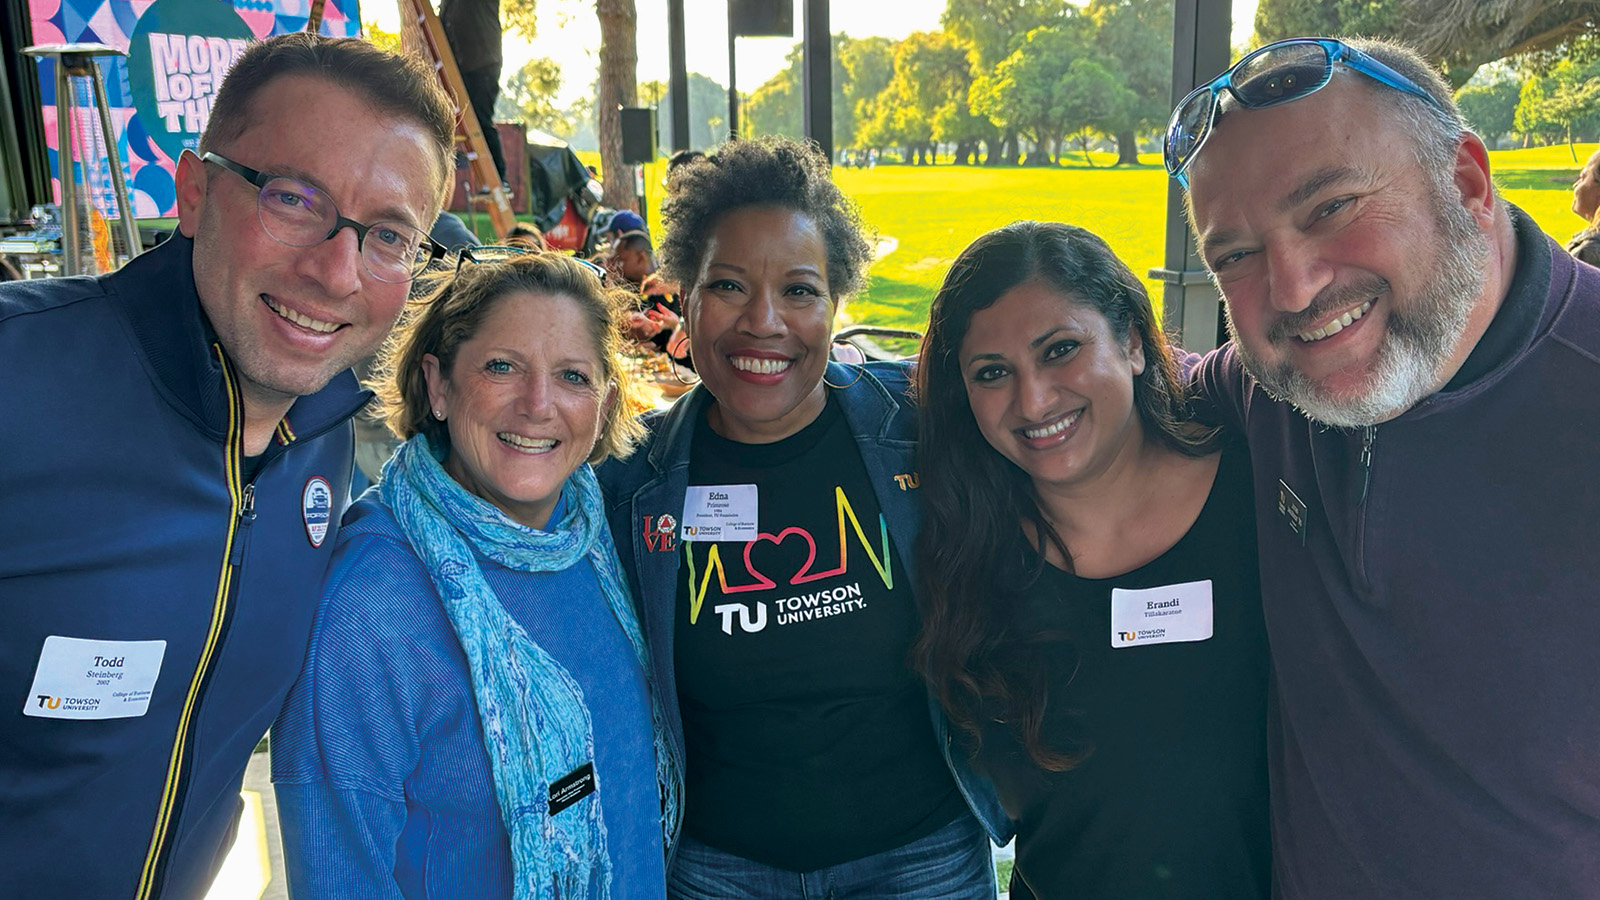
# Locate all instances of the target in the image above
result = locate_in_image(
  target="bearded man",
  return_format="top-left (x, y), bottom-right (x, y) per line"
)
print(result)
top-left (1169, 36), bottom-right (1600, 899)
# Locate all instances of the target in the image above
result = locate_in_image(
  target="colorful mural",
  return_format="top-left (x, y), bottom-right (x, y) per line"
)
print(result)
top-left (27, 0), bottom-right (362, 218)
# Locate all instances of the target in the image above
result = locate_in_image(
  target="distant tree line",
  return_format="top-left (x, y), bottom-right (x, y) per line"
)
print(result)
top-left (452, 0), bottom-right (1600, 168)
top-left (737, 0), bottom-right (1174, 167)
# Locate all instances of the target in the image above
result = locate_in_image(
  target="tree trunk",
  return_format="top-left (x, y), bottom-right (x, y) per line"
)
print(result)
top-left (596, 0), bottom-right (638, 210)
top-left (1115, 128), bottom-right (1139, 166)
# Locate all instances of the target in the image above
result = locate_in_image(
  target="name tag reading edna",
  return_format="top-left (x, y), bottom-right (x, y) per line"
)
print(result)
top-left (1110, 580), bottom-right (1213, 648)
top-left (681, 484), bottom-right (758, 542)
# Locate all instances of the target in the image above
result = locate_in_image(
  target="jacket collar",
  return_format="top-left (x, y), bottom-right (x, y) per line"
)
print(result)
top-left (642, 361), bottom-right (901, 476)
top-left (107, 234), bottom-right (372, 442)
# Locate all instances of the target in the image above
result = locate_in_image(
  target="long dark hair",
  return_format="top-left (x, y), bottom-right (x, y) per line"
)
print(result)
top-left (911, 220), bottom-right (1214, 770)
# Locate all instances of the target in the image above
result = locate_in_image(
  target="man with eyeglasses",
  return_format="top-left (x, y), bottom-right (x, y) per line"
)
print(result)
top-left (0, 32), bottom-right (455, 899)
top-left (1170, 36), bottom-right (1600, 898)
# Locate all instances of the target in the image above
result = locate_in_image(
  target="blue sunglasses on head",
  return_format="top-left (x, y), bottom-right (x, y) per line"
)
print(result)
top-left (1164, 38), bottom-right (1445, 188)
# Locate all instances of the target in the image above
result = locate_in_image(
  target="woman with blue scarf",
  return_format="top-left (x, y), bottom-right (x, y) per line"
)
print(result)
top-left (272, 252), bottom-right (682, 899)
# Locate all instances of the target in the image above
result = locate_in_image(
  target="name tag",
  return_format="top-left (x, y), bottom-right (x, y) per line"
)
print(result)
top-left (681, 484), bottom-right (758, 542)
top-left (24, 636), bottom-right (167, 720)
top-left (1110, 580), bottom-right (1213, 648)
top-left (548, 762), bottom-right (597, 815)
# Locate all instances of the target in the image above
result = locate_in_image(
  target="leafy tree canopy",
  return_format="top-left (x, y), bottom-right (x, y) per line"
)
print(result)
top-left (1254, 0), bottom-right (1600, 88)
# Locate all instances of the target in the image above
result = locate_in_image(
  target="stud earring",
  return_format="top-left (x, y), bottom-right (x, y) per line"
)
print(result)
top-left (432, 409), bottom-right (444, 420)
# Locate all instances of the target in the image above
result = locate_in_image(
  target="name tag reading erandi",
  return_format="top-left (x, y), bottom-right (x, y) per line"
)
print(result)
top-left (681, 485), bottom-right (758, 542)
top-left (1110, 580), bottom-right (1214, 648)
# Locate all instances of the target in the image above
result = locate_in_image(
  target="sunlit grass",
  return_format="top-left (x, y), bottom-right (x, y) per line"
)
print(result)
top-left (585, 144), bottom-right (1595, 334)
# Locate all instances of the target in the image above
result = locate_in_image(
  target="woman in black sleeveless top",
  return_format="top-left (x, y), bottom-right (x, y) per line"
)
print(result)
top-left (913, 221), bottom-right (1270, 900)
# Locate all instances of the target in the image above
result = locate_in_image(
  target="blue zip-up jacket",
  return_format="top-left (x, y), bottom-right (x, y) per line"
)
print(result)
top-left (598, 360), bottom-right (1013, 858)
top-left (0, 235), bottom-right (366, 899)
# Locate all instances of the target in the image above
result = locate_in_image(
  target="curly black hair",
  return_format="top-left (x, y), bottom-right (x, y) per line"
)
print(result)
top-left (657, 135), bottom-right (874, 301)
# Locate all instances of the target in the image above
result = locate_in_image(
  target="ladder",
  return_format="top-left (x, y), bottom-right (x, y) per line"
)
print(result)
top-left (396, 0), bottom-right (516, 239)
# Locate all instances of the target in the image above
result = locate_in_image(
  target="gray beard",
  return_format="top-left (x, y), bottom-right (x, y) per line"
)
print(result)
top-left (1226, 192), bottom-right (1489, 428)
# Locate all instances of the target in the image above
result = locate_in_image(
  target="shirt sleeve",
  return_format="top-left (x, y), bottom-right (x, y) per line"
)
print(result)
top-left (1187, 343), bottom-right (1251, 432)
top-left (271, 531), bottom-right (432, 898)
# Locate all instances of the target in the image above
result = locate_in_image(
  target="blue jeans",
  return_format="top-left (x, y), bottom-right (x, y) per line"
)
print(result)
top-left (668, 815), bottom-right (996, 900)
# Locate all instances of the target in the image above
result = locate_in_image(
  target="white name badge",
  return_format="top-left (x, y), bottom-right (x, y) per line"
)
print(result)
top-left (1110, 580), bottom-right (1213, 648)
top-left (23, 636), bottom-right (167, 720)
top-left (681, 484), bottom-right (758, 542)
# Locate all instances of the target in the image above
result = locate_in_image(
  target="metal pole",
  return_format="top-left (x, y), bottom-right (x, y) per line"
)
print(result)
top-left (55, 59), bottom-right (79, 276)
top-left (1149, 0), bottom-right (1232, 351)
top-left (88, 59), bottom-right (141, 264)
top-left (668, 0), bottom-right (689, 151)
top-left (726, 26), bottom-right (738, 139)
top-left (801, 0), bottom-right (831, 161)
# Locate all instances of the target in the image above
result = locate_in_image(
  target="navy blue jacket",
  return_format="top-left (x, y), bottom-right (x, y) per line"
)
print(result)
top-left (0, 235), bottom-right (366, 899)
top-left (598, 361), bottom-right (1013, 858)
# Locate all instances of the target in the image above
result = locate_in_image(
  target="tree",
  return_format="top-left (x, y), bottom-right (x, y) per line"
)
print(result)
top-left (658, 72), bottom-right (732, 149)
top-left (1085, 0), bottom-right (1171, 164)
top-left (596, 0), bottom-right (638, 208)
top-left (740, 33), bottom-right (880, 153)
top-left (1514, 58), bottom-right (1600, 159)
top-left (1057, 57), bottom-right (1137, 165)
top-left (495, 57), bottom-right (568, 137)
top-left (970, 22), bottom-right (1088, 165)
top-left (743, 45), bottom-right (803, 139)
top-left (943, 0), bottom-right (1069, 163)
top-left (1454, 75), bottom-right (1522, 145)
top-left (1253, 0), bottom-right (1600, 88)
top-left (501, 0), bottom-right (543, 40)
top-left (859, 31), bottom-right (976, 165)
top-left (838, 36), bottom-right (895, 151)
top-left (942, 0), bottom-right (1069, 68)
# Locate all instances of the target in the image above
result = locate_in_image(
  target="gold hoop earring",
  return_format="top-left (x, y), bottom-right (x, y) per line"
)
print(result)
top-left (822, 363), bottom-right (865, 390)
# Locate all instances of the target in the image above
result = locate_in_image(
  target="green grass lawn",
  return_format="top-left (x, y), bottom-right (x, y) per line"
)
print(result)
top-left (828, 146), bottom-right (1595, 333)
top-left (577, 143), bottom-right (1594, 335)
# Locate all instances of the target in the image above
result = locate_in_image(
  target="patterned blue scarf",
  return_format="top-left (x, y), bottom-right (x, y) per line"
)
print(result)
top-left (381, 435), bottom-right (681, 899)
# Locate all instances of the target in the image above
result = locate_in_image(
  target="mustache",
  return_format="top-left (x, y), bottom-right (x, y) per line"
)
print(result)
top-left (1268, 277), bottom-right (1389, 343)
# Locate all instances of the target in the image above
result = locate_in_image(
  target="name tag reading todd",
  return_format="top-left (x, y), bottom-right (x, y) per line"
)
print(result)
top-left (681, 484), bottom-right (758, 542)
top-left (24, 636), bottom-right (167, 720)
top-left (1110, 580), bottom-right (1213, 648)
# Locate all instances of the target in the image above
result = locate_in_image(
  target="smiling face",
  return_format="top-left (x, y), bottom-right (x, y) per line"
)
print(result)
top-left (959, 280), bottom-right (1146, 491)
top-left (177, 74), bottom-right (442, 420)
top-left (685, 205), bottom-right (834, 444)
top-left (1574, 150), bottom-right (1600, 222)
top-left (423, 291), bottom-right (610, 530)
top-left (1187, 77), bottom-right (1490, 427)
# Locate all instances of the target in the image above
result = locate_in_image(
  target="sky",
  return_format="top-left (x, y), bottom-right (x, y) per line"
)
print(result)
top-left (369, 0), bottom-right (1260, 108)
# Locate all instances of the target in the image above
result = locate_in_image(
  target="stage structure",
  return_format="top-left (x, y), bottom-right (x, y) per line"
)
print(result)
top-left (23, 0), bottom-right (361, 223)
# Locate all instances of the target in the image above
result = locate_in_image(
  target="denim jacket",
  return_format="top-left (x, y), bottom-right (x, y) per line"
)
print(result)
top-left (598, 360), bottom-right (1013, 857)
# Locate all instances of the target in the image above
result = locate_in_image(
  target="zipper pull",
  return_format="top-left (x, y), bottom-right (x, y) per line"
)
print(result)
top-left (1358, 426), bottom-right (1377, 504)
top-left (229, 484), bottom-right (258, 566)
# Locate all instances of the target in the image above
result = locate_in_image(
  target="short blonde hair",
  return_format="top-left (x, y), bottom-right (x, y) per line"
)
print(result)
top-left (372, 253), bottom-right (646, 463)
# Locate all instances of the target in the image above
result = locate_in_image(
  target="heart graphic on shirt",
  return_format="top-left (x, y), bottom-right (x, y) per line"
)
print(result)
top-left (741, 527), bottom-right (847, 589)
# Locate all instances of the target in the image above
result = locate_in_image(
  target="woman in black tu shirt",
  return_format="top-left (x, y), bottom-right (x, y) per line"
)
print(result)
top-left (913, 221), bottom-right (1271, 899)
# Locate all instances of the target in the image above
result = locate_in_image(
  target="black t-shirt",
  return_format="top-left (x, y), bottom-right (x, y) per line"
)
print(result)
top-left (674, 395), bottom-right (965, 871)
top-left (980, 443), bottom-right (1270, 900)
